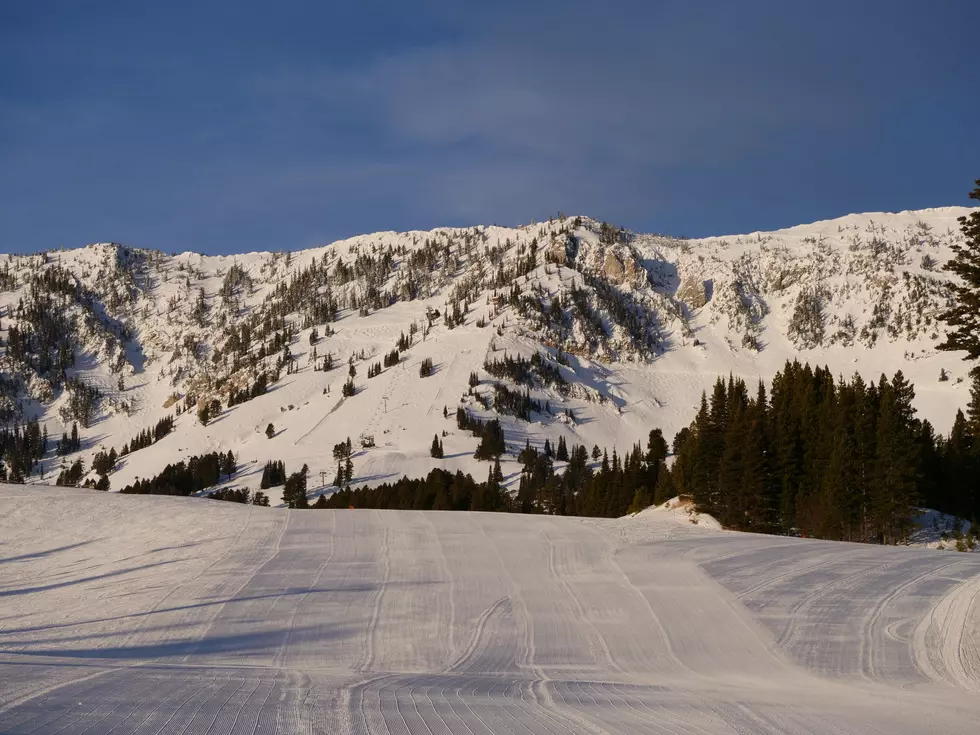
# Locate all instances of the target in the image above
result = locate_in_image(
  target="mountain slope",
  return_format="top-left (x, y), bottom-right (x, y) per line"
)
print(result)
top-left (0, 206), bottom-right (975, 497)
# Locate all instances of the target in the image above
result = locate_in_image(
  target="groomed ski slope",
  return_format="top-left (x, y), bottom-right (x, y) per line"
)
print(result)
top-left (1, 486), bottom-right (979, 734)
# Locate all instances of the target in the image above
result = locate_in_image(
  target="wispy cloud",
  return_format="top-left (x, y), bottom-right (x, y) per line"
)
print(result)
top-left (1, 1), bottom-right (975, 252)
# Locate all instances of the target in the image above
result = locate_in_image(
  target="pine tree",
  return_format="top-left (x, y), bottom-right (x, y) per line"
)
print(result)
top-left (627, 487), bottom-right (652, 514)
top-left (283, 464), bottom-right (310, 509)
top-left (870, 373), bottom-right (919, 543)
top-left (555, 436), bottom-right (569, 462)
top-left (967, 371), bottom-right (980, 437)
top-left (938, 180), bottom-right (980, 368)
top-left (222, 450), bottom-right (236, 477)
top-left (430, 434), bottom-right (444, 458)
top-left (198, 401), bottom-right (210, 426)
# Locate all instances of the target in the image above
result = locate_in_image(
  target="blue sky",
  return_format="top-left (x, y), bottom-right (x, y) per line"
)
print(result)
top-left (1, 1), bottom-right (977, 254)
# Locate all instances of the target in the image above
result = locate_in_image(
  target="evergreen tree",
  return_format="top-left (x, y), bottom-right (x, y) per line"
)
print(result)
top-left (871, 373), bottom-right (920, 543)
top-left (555, 436), bottom-right (569, 462)
top-left (652, 460), bottom-right (674, 505)
top-left (430, 434), bottom-right (444, 458)
top-left (967, 371), bottom-right (980, 436)
top-left (283, 464), bottom-right (310, 508)
top-left (221, 450), bottom-right (236, 477)
top-left (938, 179), bottom-right (980, 368)
top-left (473, 419), bottom-right (505, 460)
top-left (260, 460), bottom-right (286, 489)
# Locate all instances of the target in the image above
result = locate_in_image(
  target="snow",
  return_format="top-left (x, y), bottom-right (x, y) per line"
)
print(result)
top-left (1, 206), bottom-right (977, 504)
top-left (632, 495), bottom-right (724, 530)
top-left (910, 507), bottom-right (978, 552)
top-left (1, 485), bottom-right (979, 732)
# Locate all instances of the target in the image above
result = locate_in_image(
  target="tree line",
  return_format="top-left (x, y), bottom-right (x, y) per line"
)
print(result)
top-left (119, 451), bottom-right (237, 497)
top-left (305, 362), bottom-right (980, 547)
top-left (668, 364), bottom-right (979, 542)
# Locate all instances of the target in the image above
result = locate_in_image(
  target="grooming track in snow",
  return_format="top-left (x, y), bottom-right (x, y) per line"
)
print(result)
top-left (1, 486), bottom-right (979, 733)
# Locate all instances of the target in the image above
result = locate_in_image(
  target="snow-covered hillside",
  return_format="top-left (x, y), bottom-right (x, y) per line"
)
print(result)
top-left (0, 206), bottom-right (975, 498)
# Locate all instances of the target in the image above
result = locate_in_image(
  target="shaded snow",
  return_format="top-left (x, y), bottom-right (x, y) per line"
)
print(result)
top-left (910, 507), bottom-right (978, 552)
top-left (1, 486), bottom-right (979, 733)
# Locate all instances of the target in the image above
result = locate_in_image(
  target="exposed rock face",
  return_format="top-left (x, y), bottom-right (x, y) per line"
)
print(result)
top-left (601, 249), bottom-right (644, 287)
top-left (677, 277), bottom-right (709, 308)
top-left (602, 252), bottom-right (626, 283)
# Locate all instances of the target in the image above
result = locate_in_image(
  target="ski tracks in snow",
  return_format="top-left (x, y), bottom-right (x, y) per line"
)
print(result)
top-left (3, 489), bottom-right (980, 733)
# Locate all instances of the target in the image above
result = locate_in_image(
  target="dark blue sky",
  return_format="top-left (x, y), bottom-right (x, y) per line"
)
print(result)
top-left (2, 1), bottom-right (977, 254)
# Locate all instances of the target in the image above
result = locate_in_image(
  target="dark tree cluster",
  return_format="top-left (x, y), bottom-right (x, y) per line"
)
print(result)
top-left (56, 458), bottom-right (84, 487)
top-left (455, 408), bottom-right (506, 460)
top-left (91, 447), bottom-right (118, 476)
top-left (483, 351), bottom-right (567, 391)
top-left (516, 432), bottom-right (668, 517)
top-left (419, 357), bottom-right (433, 378)
top-left (55, 422), bottom-right (81, 456)
top-left (5, 283), bottom-right (77, 380)
top-left (430, 434), bottom-right (444, 458)
top-left (226, 372), bottom-right (268, 407)
top-left (119, 451), bottom-right (231, 496)
top-left (208, 487), bottom-right (252, 504)
top-left (323, 468), bottom-right (510, 512)
top-left (383, 349), bottom-right (400, 368)
top-left (260, 460), bottom-right (287, 489)
top-left (443, 299), bottom-right (467, 329)
top-left (0, 419), bottom-right (47, 482)
top-left (282, 464), bottom-right (310, 508)
top-left (323, 430), bottom-right (668, 519)
top-left (119, 415), bottom-right (174, 456)
top-left (667, 363), bottom-right (980, 543)
top-left (61, 377), bottom-right (102, 428)
top-left (333, 438), bottom-right (354, 487)
top-left (555, 436), bottom-right (569, 461)
top-left (939, 179), bottom-right (980, 365)
top-left (492, 383), bottom-right (542, 421)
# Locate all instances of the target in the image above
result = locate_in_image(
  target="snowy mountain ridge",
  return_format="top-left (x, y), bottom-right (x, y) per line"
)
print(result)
top-left (0, 205), bottom-right (976, 496)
